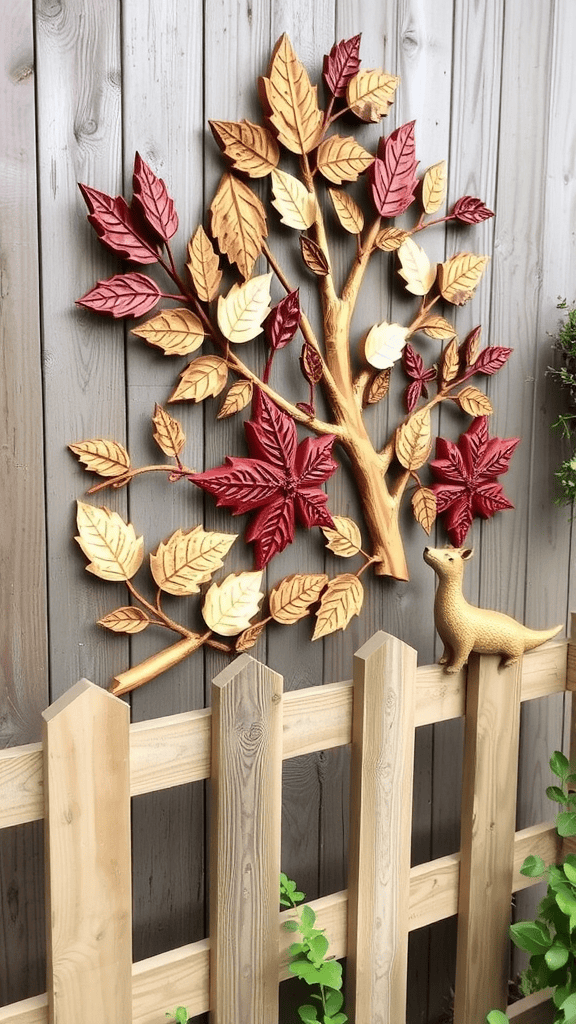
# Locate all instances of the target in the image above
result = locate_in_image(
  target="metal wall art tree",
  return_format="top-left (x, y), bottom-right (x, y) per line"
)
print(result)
top-left (71, 33), bottom-right (518, 694)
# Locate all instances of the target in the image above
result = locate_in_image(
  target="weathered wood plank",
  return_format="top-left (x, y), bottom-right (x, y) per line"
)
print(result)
top-left (507, 991), bottom-right (555, 1023)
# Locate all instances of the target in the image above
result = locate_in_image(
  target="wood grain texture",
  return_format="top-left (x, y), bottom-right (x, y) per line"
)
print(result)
top-left (507, 991), bottom-right (555, 1024)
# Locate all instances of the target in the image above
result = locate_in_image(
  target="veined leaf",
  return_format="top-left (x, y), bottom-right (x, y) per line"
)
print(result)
top-left (395, 408), bottom-right (432, 471)
top-left (209, 119), bottom-right (280, 177)
top-left (422, 160), bottom-right (447, 214)
top-left (152, 404), bottom-right (186, 458)
top-left (457, 386), bottom-right (493, 416)
top-left (368, 121), bottom-right (418, 218)
top-left (235, 620), bottom-right (267, 652)
top-left (77, 272), bottom-right (161, 319)
top-left (346, 69), bottom-right (399, 122)
top-left (169, 356), bottom-right (228, 402)
top-left (69, 438), bottom-right (130, 478)
top-left (397, 237), bottom-right (436, 296)
top-left (439, 252), bottom-right (489, 305)
top-left (271, 169), bottom-right (317, 230)
top-left (98, 606), bottom-right (150, 634)
top-left (131, 308), bottom-right (204, 356)
top-left (328, 188), bottom-right (364, 234)
top-left (269, 573), bottom-right (328, 624)
top-left (323, 35), bottom-right (361, 97)
top-left (150, 526), bottom-right (237, 595)
top-left (420, 315), bottom-right (456, 340)
top-left (312, 573), bottom-right (363, 639)
top-left (364, 321), bottom-right (409, 369)
top-left (210, 172), bottom-right (267, 280)
top-left (321, 515), bottom-right (362, 557)
top-left (367, 369), bottom-right (391, 404)
top-left (186, 226), bottom-right (222, 302)
top-left (202, 571), bottom-right (265, 636)
top-left (217, 273), bottom-right (272, 343)
top-left (75, 501), bottom-right (144, 582)
top-left (260, 34), bottom-right (323, 154)
top-left (412, 487), bottom-right (437, 535)
top-left (300, 236), bottom-right (330, 276)
top-left (375, 227), bottom-right (409, 251)
top-left (316, 134), bottom-right (373, 184)
top-left (132, 152), bottom-right (178, 242)
top-left (440, 337), bottom-right (460, 385)
top-left (217, 380), bottom-right (253, 419)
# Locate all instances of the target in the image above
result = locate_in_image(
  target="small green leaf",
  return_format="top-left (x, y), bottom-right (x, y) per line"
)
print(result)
top-left (167, 1009), bottom-right (188, 1024)
top-left (324, 991), bottom-right (344, 1016)
top-left (289, 941), bottom-right (306, 956)
top-left (315, 960), bottom-right (343, 989)
top-left (290, 960), bottom-right (321, 985)
top-left (485, 1012), bottom-right (509, 1024)
top-left (564, 858), bottom-right (576, 884)
top-left (551, 750), bottom-right (571, 780)
top-left (509, 920), bottom-right (552, 953)
top-left (545, 941), bottom-right (570, 970)
top-left (520, 854), bottom-right (546, 878)
top-left (326, 1015), bottom-right (347, 1024)
top-left (558, 811), bottom-right (576, 837)
top-left (301, 905), bottom-right (317, 930)
top-left (298, 1006), bottom-right (319, 1024)
top-left (284, 919), bottom-right (300, 932)
top-left (308, 934), bottom-right (330, 963)
top-left (547, 785), bottom-right (568, 804)
top-left (555, 890), bottom-right (576, 919)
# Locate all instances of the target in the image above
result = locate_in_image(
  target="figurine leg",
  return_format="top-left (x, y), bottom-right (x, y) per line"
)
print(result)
top-left (501, 655), bottom-right (520, 668)
top-left (438, 645), bottom-right (451, 666)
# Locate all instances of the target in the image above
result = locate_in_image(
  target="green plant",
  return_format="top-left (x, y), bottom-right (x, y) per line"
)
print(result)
top-left (280, 872), bottom-right (347, 1024)
top-left (166, 1008), bottom-right (188, 1024)
top-left (550, 303), bottom-right (576, 505)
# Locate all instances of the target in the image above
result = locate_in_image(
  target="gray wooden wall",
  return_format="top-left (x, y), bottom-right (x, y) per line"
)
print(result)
top-left (2, 0), bottom-right (576, 1020)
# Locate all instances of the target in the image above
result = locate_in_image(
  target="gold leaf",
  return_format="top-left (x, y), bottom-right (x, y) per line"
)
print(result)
top-left (186, 226), bottom-right (222, 302)
top-left (235, 620), bottom-right (267, 652)
top-left (457, 386), bottom-right (493, 416)
top-left (328, 189), bottom-right (364, 234)
top-left (217, 273), bottom-right (272, 344)
top-left (75, 501), bottom-right (144, 582)
top-left (316, 135), bottom-right (373, 185)
top-left (209, 119), bottom-right (280, 177)
top-left (367, 369), bottom-right (391, 404)
top-left (300, 236), bottom-right (330, 276)
top-left (375, 227), bottom-right (409, 251)
top-left (260, 33), bottom-right (323, 154)
top-left (152, 404), bottom-right (186, 458)
top-left (269, 573), bottom-right (328, 624)
top-left (271, 168), bottom-right (317, 230)
top-left (419, 315), bottom-right (456, 340)
top-left (98, 606), bottom-right (150, 634)
top-left (439, 252), bottom-right (489, 306)
top-left (312, 573), bottom-right (364, 640)
top-left (364, 321), bottom-right (409, 370)
top-left (69, 438), bottom-right (130, 478)
top-left (440, 337), bottom-right (460, 385)
top-left (169, 355), bottom-right (228, 403)
top-left (411, 487), bottom-right (437, 535)
top-left (150, 526), bottom-right (237, 596)
top-left (131, 308), bottom-right (204, 357)
top-left (202, 571), bottom-right (264, 636)
top-left (217, 380), bottom-right (254, 419)
top-left (210, 172), bottom-right (268, 280)
top-left (422, 160), bottom-right (447, 214)
top-left (397, 237), bottom-right (437, 296)
top-left (346, 69), bottom-right (400, 123)
top-left (321, 516), bottom-right (363, 557)
top-left (395, 408), bottom-right (432, 471)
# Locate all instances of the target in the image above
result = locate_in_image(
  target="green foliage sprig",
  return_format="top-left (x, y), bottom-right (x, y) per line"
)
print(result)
top-left (280, 872), bottom-right (348, 1024)
top-left (550, 303), bottom-right (576, 505)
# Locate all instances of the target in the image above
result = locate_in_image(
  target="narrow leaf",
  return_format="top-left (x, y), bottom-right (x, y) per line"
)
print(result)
top-left (440, 337), bottom-right (460, 385)
top-left (78, 183), bottom-right (158, 264)
top-left (210, 172), bottom-right (267, 279)
top-left (397, 236), bottom-right (436, 296)
top-left (260, 34), bottom-right (323, 154)
top-left (453, 195), bottom-right (494, 224)
top-left (472, 346), bottom-right (513, 375)
top-left (368, 121), bottom-right (418, 218)
top-left (132, 152), bottom-right (179, 242)
top-left (412, 487), bottom-right (437, 535)
top-left (420, 315), bottom-right (456, 340)
top-left (329, 189), bottom-right (364, 234)
top-left (323, 35), bottom-right (361, 97)
top-left (217, 380), bottom-right (253, 419)
top-left (77, 272), bottom-right (161, 319)
top-left (300, 236), bottom-right (330, 276)
top-left (186, 226), bottom-right (222, 302)
top-left (152, 404), bottom-right (186, 458)
top-left (98, 606), bottom-right (150, 634)
top-left (300, 341), bottom-right (323, 385)
top-left (396, 408), bottom-right (432, 471)
top-left (235, 620), bottom-right (267, 652)
top-left (367, 368), bottom-right (391, 404)
top-left (131, 308), bottom-right (204, 356)
top-left (375, 227), bottom-right (409, 251)
top-left (422, 160), bottom-right (447, 214)
top-left (265, 290), bottom-right (301, 351)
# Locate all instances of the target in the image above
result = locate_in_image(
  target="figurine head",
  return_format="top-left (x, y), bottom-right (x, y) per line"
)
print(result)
top-left (423, 546), bottom-right (474, 578)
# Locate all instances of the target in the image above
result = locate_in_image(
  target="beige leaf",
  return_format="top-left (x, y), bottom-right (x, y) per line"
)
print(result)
top-left (75, 501), bottom-right (144, 582)
top-left (397, 237), bottom-right (437, 296)
top-left (364, 321), bottom-right (409, 370)
top-left (210, 172), bottom-right (268, 280)
top-left (150, 526), bottom-right (237, 596)
top-left (422, 160), bottom-right (447, 214)
top-left (186, 226), bottom-right (222, 302)
top-left (217, 273), bottom-right (272, 344)
top-left (209, 119), bottom-right (280, 177)
top-left (419, 315), bottom-right (456, 340)
top-left (395, 408), bottom-right (432, 471)
top-left (328, 189), bottom-right (364, 234)
top-left (152, 404), bottom-right (186, 458)
top-left (440, 337), bottom-right (460, 385)
top-left (457, 386), bottom-right (493, 416)
top-left (439, 252), bottom-right (489, 306)
top-left (411, 487), bottom-right (437, 535)
top-left (131, 308), bottom-right (204, 357)
top-left (367, 369), bottom-right (391, 404)
top-left (312, 574), bottom-right (364, 640)
top-left (346, 69), bottom-right (400, 122)
top-left (202, 571), bottom-right (264, 636)
top-left (375, 227), bottom-right (409, 251)
top-left (269, 573), bottom-right (328, 624)
top-left (169, 356), bottom-right (228, 403)
top-left (235, 620), bottom-right (267, 652)
top-left (260, 34), bottom-right (323, 154)
top-left (217, 380), bottom-right (254, 419)
top-left (321, 516), bottom-right (363, 557)
top-left (98, 606), bottom-right (150, 634)
top-left (271, 168), bottom-right (317, 230)
top-left (69, 438), bottom-right (130, 478)
top-left (316, 135), bottom-right (373, 184)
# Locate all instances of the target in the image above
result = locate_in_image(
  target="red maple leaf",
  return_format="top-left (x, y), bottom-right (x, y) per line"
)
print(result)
top-left (190, 389), bottom-right (337, 568)
top-left (429, 417), bottom-right (519, 546)
top-left (402, 344), bottom-right (437, 412)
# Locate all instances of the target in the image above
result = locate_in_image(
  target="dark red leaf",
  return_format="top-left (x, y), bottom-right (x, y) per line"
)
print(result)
top-left (452, 196), bottom-right (494, 224)
top-left (405, 379), bottom-right (423, 412)
top-left (472, 346), bottom-right (513, 375)
top-left (264, 289), bottom-right (301, 351)
top-left (294, 435), bottom-right (338, 485)
top-left (300, 341), bottom-right (323, 386)
top-left (431, 437), bottom-right (467, 482)
top-left (244, 389), bottom-right (297, 473)
top-left (78, 184), bottom-right (158, 264)
top-left (132, 152), bottom-right (179, 243)
top-left (76, 273), bottom-right (162, 318)
top-left (323, 35), bottom-right (362, 97)
top-left (190, 456), bottom-right (283, 514)
top-left (402, 343), bottom-right (425, 381)
top-left (296, 402), bottom-right (315, 416)
top-left (294, 488), bottom-right (334, 530)
top-left (367, 121), bottom-right (419, 218)
top-left (473, 482), bottom-right (514, 518)
top-left (245, 493), bottom-right (295, 568)
top-left (476, 436), bottom-right (520, 480)
top-left (444, 494), bottom-right (473, 546)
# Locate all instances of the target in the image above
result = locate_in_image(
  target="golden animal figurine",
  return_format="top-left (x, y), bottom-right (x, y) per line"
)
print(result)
top-left (423, 546), bottom-right (562, 673)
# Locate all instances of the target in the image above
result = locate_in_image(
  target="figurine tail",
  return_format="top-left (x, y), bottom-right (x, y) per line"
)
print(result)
top-left (523, 623), bottom-right (563, 651)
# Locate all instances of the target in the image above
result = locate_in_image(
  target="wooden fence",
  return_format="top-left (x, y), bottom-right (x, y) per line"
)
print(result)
top-left (2, 622), bottom-right (576, 1024)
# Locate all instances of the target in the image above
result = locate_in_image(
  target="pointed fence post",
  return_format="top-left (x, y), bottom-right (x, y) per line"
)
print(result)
top-left (42, 680), bottom-right (132, 1024)
top-left (209, 654), bottom-right (283, 1024)
top-left (453, 653), bottom-right (522, 1022)
top-left (346, 630), bottom-right (417, 1023)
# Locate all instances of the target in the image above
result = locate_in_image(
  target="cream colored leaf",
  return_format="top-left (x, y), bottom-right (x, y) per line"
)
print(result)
top-left (422, 160), bottom-right (447, 214)
top-left (457, 386), bottom-right (493, 416)
top-left (321, 516), bottom-right (363, 557)
top-left (269, 573), bottom-right (328, 624)
top-left (169, 356), bottom-right (228, 402)
top-left (98, 606), bottom-right (150, 634)
top-left (261, 33), bottom-right (323, 154)
top-left (346, 69), bottom-right (400, 122)
top-left (440, 337), bottom-right (460, 385)
top-left (328, 189), bottom-right (364, 234)
top-left (397, 237), bottom-right (437, 296)
top-left (131, 308), bottom-right (204, 356)
top-left (375, 227), bottom-right (409, 251)
top-left (364, 321), bottom-right (409, 370)
top-left (202, 571), bottom-right (264, 636)
top-left (439, 252), bottom-right (489, 306)
top-left (210, 172), bottom-right (268, 280)
top-left (217, 273), bottom-right (272, 344)
top-left (235, 620), bottom-right (267, 652)
top-left (75, 501), bottom-right (144, 582)
top-left (186, 226), bottom-right (222, 302)
top-left (367, 369), bottom-right (391, 404)
top-left (312, 574), bottom-right (364, 640)
top-left (316, 135), bottom-right (373, 184)
top-left (411, 487), bottom-right (437, 535)
top-left (271, 168), bottom-right (317, 230)
top-left (395, 408), bottom-right (432, 471)
top-left (217, 380), bottom-right (254, 419)
top-left (420, 315), bottom-right (456, 340)
top-left (209, 119), bottom-right (280, 177)
top-left (152, 404), bottom-right (186, 458)
top-left (69, 438), bottom-right (130, 478)
top-left (150, 526), bottom-right (237, 596)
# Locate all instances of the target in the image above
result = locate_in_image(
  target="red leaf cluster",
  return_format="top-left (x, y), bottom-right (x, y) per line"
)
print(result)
top-left (323, 34), bottom-right (361, 97)
top-left (78, 184), bottom-right (159, 265)
top-left (402, 344), bottom-right (436, 412)
top-left (452, 196), bottom-right (494, 225)
top-left (472, 346), bottom-right (513, 375)
top-left (368, 121), bottom-right (419, 218)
